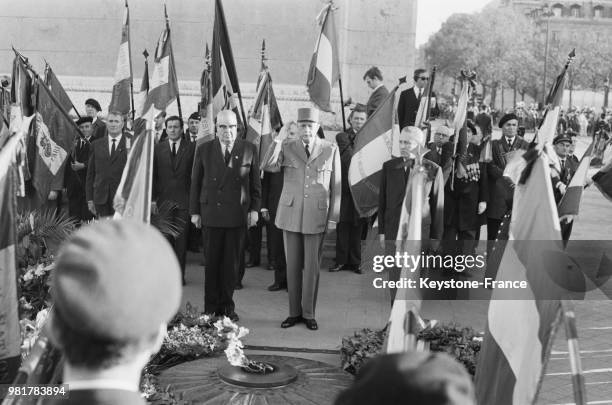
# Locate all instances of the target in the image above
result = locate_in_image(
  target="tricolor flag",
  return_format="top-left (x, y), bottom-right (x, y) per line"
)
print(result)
top-left (211, 0), bottom-right (245, 129)
top-left (246, 65), bottom-right (282, 164)
top-left (306, 3), bottom-right (340, 112)
top-left (133, 50), bottom-right (150, 136)
top-left (558, 141), bottom-right (595, 217)
top-left (475, 154), bottom-right (567, 405)
top-left (43, 63), bottom-right (78, 117)
top-left (0, 123), bottom-right (32, 384)
top-left (384, 153), bottom-right (427, 353)
top-left (592, 160), bottom-right (612, 202)
top-left (113, 127), bottom-right (154, 223)
top-left (199, 43), bottom-right (214, 141)
top-left (10, 52), bottom-right (34, 117)
top-left (142, 5), bottom-right (179, 117)
top-left (29, 79), bottom-right (82, 204)
top-left (348, 86), bottom-right (399, 217)
top-left (109, 0), bottom-right (133, 116)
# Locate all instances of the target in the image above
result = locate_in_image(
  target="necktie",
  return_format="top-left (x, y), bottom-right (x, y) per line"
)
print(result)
top-left (224, 146), bottom-right (231, 165)
top-left (192, 135), bottom-right (197, 143)
top-left (110, 138), bottom-right (116, 156)
top-left (418, 89), bottom-right (423, 99)
top-left (437, 146), bottom-right (442, 155)
top-left (305, 144), bottom-right (310, 158)
top-left (172, 142), bottom-right (177, 156)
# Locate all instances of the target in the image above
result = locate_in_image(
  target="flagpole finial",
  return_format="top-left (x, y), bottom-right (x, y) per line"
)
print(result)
top-left (261, 39), bottom-right (267, 68)
top-left (143, 49), bottom-right (149, 59)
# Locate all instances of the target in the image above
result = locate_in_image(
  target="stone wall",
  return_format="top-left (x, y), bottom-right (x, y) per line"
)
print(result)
top-left (0, 0), bottom-right (416, 126)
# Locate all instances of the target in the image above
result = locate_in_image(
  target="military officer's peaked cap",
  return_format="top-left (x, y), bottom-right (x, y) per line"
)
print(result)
top-left (553, 134), bottom-right (572, 145)
top-left (297, 107), bottom-right (319, 123)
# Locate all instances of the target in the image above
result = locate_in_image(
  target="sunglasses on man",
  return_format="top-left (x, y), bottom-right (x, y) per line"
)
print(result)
top-left (418, 77), bottom-right (429, 81)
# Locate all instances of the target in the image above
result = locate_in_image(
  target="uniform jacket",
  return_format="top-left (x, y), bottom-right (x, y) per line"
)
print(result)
top-left (366, 85), bottom-right (390, 117)
top-left (261, 137), bottom-right (341, 234)
top-left (336, 128), bottom-right (361, 223)
top-left (397, 87), bottom-right (439, 131)
top-left (552, 156), bottom-right (579, 204)
top-left (86, 133), bottom-right (132, 205)
top-left (486, 136), bottom-right (529, 219)
top-left (261, 171), bottom-right (284, 220)
top-left (189, 138), bottom-right (261, 228)
top-left (153, 139), bottom-right (195, 210)
top-left (378, 157), bottom-right (444, 240)
top-left (65, 137), bottom-right (91, 198)
top-left (442, 142), bottom-right (489, 231)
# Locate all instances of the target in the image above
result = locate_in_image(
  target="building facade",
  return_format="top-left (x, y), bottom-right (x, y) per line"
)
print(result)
top-left (0, 0), bottom-right (416, 126)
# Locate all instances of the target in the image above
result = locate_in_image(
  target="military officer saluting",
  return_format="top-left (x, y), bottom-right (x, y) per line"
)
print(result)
top-left (261, 107), bottom-right (340, 331)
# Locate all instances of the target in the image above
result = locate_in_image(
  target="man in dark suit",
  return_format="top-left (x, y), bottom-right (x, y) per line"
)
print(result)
top-left (153, 115), bottom-right (195, 285)
top-left (330, 104), bottom-right (368, 274)
top-left (65, 117), bottom-right (95, 223)
top-left (551, 134), bottom-right (579, 242)
top-left (486, 113), bottom-right (529, 240)
top-left (363, 67), bottom-right (389, 117)
top-left (85, 98), bottom-right (106, 141)
top-left (86, 111), bottom-right (132, 217)
top-left (190, 110), bottom-right (261, 322)
top-left (378, 126), bottom-right (444, 302)
top-left (424, 125), bottom-right (452, 165)
top-left (397, 68), bottom-right (440, 131)
top-left (43, 221), bottom-right (181, 405)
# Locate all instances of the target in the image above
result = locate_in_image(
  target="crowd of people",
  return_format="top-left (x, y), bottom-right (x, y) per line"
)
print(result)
top-left (10, 66), bottom-right (609, 333)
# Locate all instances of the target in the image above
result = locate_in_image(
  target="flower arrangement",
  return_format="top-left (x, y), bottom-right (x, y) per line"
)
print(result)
top-left (141, 303), bottom-right (250, 403)
top-left (340, 324), bottom-right (483, 377)
top-left (20, 308), bottom-right (50, 359)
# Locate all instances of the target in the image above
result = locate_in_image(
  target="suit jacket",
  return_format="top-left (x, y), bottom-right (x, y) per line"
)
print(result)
top-left (336, 128), bottom-right (361, 223)
top-left (86, 134), bottom-right (132, 205)
top-left (378, 157), bottom-right (444, 240)
top-left (261, 137), bottom-right (341, 234)
top-left (65, 137), bottom-right (91, 198)
top-left (486, 136), bottom-right (529, 219)
top-left (442, 142), bottom-right (489, 231)
top-left (91, 118), bottom-right (106, 141)
top-left (397, 87), bottom-right (439, 131)
top-left (189, 138), bottom-right (261, 227)
top-left (153, 139), bottom-right (195, 210)
top-left (261, 171), bottom-right (284, 219)
top-left (42, 388), bottom-right (146, 405)
top-left (366, 85), bottom-right (390, 117)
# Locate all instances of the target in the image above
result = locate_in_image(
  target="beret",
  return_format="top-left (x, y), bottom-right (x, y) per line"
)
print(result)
top-left (352, 103), bottom-right (367, 113)
top-left (334, 352), bottom-right (475, 405)
top-left (76, 116), bottom-right (93, 126)
top-left (85, 98), bottom-right (102, 112)
top-left (189, 111), bottom-right (201, 121)
top-left (498, 113), bottom-right (518, 128)
top-left (50, 220), bottom-right (182, 341)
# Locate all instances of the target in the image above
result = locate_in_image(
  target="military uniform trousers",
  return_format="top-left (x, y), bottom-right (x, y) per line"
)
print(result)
top-left (283, 230), bottom-right (322, 319)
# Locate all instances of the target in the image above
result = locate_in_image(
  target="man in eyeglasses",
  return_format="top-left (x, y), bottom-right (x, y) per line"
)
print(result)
top-left (397, 68), bottom-right (439, 131)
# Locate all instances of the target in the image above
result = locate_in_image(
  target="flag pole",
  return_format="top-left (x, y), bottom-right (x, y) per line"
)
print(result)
top-left (561, 299), bottom-right (587, 405)
top-left (338, 77), bottom-right (347, 132)
top-left (164, 3), bottom-right (182, 120)
top-left (127, 0), bottom-right (135, 124)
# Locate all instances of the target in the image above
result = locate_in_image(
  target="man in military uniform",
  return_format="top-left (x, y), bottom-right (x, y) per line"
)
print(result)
top-left (552, 133), bottom-right (578, 242)
top-left (261, 107), bottom-right (340, 331)
top-left (43, 221), bottom-right (182, 405)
